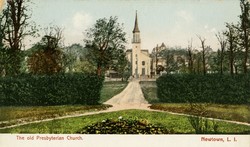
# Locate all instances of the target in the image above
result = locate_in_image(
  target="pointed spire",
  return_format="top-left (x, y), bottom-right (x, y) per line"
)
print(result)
top-left (133, 11), bottom-right (140, 33)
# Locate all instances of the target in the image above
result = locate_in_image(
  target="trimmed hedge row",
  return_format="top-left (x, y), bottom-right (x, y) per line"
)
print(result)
top-left (156, 74), bottom-right (250, 104)
top-left (0, 74), bottom-right (104, 106)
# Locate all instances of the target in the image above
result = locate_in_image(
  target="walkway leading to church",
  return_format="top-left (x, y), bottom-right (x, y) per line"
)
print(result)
top-left (104, 79), bottom-right (151, 111)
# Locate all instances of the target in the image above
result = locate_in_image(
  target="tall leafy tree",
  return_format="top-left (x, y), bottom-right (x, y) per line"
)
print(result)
top-left (27, 26), bottom-right (64, 75)
top-left (1, 0), bottom-right (36, 75)
top-left (62, 43), bottom-right (89, 73)
top-left (84, 16), bottom-right (127, 76)
top-left (0, 13), bottom-right (7, 76)
top-left (111, 49), bottom-right (129, 81)
top-left (163, 50), bottom-right (176, 74)
top-left (238, 0), bottom-right (250, 73)
top-left (224, 23), bottom-right (238, 75)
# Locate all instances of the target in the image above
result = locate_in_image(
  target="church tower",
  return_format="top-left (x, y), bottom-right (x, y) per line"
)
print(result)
top-left (132, 11), bottom-right (141, 78)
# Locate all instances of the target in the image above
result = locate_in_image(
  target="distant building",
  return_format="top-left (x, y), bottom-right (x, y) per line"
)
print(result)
top-left (151, 43), bottom-right (167, 75)
top-left (126, 11), bottom-right (151, 78)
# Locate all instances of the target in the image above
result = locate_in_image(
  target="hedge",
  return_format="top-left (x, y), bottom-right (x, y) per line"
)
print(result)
top-left (156, 74), bottom-right (250, 104)
top-left (0, 74), bottom-right (104, 106)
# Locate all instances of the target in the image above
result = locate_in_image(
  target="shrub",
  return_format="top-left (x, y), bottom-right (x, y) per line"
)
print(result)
top-left (0, 73), bottom-right (104, 106)
top-left (188, 116), bottom-right (219, 134)
top-left (156, 74), bottom-right (250, 104)
top-left (187, 103), bottom-right (219, 134)
top-left (77, 117), bottom-right (171, 134)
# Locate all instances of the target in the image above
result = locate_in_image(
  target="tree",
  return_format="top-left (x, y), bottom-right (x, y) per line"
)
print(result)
top-left (27, 26), bottom-right (64, 75)
top-left (187, 39), bottom-right (194, 74)
top-left (163, 50), bottom-right (176, 74)
top-left (111, 49), bottom-right (129, 81)
top-left (238, 0), bottom-right (250, 73)
top-left (154, 45), bottom-right (160, 74)
top-left (216, 32), bottom-right (227, 74)
top-left (161, 48), bottom-right (187, 74)
top-left (84, 16), bottom-right (127, 76)
top-left (73, 60), bottom-right (96, 74)
top-left (193, 50), bottom-right (202, 74)
top-left (62, 43), bottom-right (88, 73)
top-left (224, 23), bottom-right (238, 75)
top-left (0, 13), bottom-right (8, 76)
top-left (197, 35), bottom-right (210, 75)
top-left (1, 0), bottom-right (36, 75)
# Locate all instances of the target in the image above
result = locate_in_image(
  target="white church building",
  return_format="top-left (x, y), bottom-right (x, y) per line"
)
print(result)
top-left (126, 12), bottom-right (151, 78)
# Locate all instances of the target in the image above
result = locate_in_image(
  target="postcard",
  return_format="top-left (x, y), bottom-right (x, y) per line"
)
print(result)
top-left (0, 0), bottom-right (249, 147)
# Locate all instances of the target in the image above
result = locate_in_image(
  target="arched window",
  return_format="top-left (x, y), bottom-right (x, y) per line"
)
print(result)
top-left (142, 61), bottom-right (145, 65)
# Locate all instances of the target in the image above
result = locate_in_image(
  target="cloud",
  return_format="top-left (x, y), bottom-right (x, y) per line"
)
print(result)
top-left (63, 11), bottom-right (94, 45)
top-left (177, 10), bottom-right (194, 23)
top-left (72, 12), bottom-right (93, 30)
top-left (210, 28), bottom-right (217, 33)
top-left (204, 25), bottom-right (217, 33)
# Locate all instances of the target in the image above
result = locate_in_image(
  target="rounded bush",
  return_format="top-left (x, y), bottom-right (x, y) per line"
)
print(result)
top-left (77, 118), bottom-right (170, 134)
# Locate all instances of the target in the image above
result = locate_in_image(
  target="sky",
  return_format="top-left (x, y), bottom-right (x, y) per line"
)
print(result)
top-left (1, 0), bottom-right (242, 52)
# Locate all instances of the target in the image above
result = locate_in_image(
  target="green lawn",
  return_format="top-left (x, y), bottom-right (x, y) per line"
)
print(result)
top-left (0, 110), bottom-right (249, 134)
top-left (140, 81), bottom-right (250, 123)
top-left (99, 81), bottom-right (128, 103)
top-left (140, 81), bottom-right (159, 103)
top-left (0, 105), bottom-right (110, 128)
top-left (0, 81), bottom-right (127, 128)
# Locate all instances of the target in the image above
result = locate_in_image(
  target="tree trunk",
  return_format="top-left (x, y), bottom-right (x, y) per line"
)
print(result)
top-left (202, 51), bottom-right (206, 75)
top-left (220, 53), bottom-right (223, 74)
top-left (229, 49), bottom-right (234, 75)
top-left (97, 66), bottom-right (102, 76)
top-left (243, 38), bottom-right (248, 73)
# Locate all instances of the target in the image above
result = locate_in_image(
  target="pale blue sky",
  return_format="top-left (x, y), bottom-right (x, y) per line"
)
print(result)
top-left (3, 0), bottom-right (242, 51)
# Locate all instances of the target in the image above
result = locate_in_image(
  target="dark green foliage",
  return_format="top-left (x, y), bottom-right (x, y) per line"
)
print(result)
top-left (84, 16), bottom-right (127, 76)
top-left (0, 74), bottom-right (104, 106)
top-left (77, 118), bottom-right (170, 134)
top-left (156, 74), bottom-right (250, 104)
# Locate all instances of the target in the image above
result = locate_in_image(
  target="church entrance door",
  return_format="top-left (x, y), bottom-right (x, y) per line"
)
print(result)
top-left (142, 68), bottom-right (145, 76)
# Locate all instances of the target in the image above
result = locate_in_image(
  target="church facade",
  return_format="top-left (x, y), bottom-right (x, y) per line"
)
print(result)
top-left (126, 12), bottom-right (151, 78)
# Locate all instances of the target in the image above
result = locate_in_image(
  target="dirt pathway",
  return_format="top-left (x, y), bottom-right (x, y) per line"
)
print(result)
top-left (104, 79), bottom-right (151, 110)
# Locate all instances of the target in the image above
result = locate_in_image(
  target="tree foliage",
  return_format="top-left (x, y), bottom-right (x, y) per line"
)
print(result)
top-left (224, 23), bottom-right (239, 75)
top-left (238, 0), bottom-right (250, 73)
top-left (110, 48), bottom-right (129, 81)
top-left (27, 26), bottom-right (64, 75)
top-left (216, 32), bottom-right (227, 74)
top-left (84, 16), bottom-right (127, 76)
top-left (0, 0), bottom-right (36, 76)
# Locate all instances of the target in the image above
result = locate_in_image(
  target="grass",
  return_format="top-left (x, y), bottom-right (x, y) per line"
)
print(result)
top-left (0, 105), bottom-right (110, 128)
top-left (140, 81), bottom-right (250, 123)
top-left (140, 81), bottom-right (159, 103)
top-left (0, 110), bottom-right (249, 134)
top-left (99, 81), bottom-right (128, 103)
top-left (150, 103), bottom-right (250, 123)
top-left (0, 81), bottom-right (127, 128)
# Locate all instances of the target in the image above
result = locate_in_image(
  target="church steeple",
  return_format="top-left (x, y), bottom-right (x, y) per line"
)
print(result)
top-left (133, 11), bottom-right (140, 33)
top-left (132, 11), bottom-right (141, 43)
